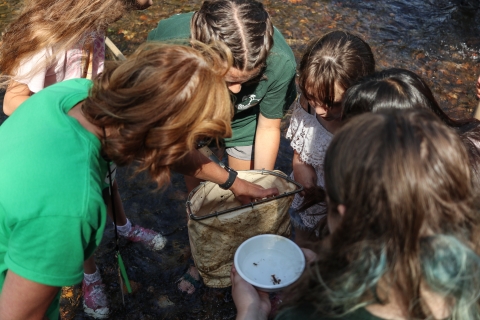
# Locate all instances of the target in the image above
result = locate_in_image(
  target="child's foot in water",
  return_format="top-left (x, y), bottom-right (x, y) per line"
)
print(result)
top-left (177, 265), bottom-right (201, 294)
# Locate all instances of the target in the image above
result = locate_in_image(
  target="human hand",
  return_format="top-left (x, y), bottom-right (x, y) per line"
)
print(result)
top-left (230, 178), bottom-right (279, 205)
top-left (231, 265), bottom-right (270, 320)
top-left (301, 248), bottom-right (317, 264)
top-left (292, 153), bottom-right (317, 197)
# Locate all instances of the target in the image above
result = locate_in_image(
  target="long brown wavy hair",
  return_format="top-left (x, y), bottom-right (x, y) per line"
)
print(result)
top-left (190, 0), bottom-right (273, 72)
top-left (286, 109), bottom-right (480, 319)
top-left (0, 0), bottom-right (136, 84)
top-left (82, 42), bottom-right (234, 188)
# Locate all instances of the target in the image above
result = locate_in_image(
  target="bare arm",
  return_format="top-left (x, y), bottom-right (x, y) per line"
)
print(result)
top-left (253, 115), bottom-right (281, 170)
top-left (292, 151), bottom-right (317, 197)
top-left (0, 270), bottom-right (59, 320)
top-left (173, 149), bottom-right (233, 183)
top-left (173, 150), bottom-right (279, 204)
top-left (3, 81), bottom-right (32, 116)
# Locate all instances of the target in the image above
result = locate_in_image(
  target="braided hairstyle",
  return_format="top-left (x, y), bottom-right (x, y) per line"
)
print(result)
top-left (191, 0), bottom-right (274, 71)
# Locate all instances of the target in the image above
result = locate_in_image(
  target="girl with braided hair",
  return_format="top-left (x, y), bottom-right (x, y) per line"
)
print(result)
top-left (148, 0), bottom-right (296, 293)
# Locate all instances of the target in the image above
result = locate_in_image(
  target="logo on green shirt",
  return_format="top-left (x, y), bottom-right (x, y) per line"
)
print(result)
top-left (236, 94), bottom-right (261, 110)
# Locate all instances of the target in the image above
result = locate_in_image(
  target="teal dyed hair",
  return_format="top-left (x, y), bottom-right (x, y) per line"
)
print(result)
top-left (284, 109), bottom-right (480, 318)
top-left (421, 235), bottom-right (480, 319)
top-left (316, 246), bottom-right (387, 312)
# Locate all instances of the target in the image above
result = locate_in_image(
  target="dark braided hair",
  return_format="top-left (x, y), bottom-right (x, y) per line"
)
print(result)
top-left (191, 0), bottom-right (274, 71)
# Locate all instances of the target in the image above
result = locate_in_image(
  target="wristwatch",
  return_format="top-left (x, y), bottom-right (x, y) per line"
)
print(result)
top-left (197, 145), bottom-right (238, 190)
top-left (218, 165), bottom-right (238, 190)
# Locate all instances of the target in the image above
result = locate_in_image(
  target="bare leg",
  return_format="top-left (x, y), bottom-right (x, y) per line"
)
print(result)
top-left (84, 256), bottom-right (97, 274)
top-left (81, 180), bottom-right (129, 318)
top-left (82, 182), bottom-right (125, 275)
top-left (82, 256), bottom-right (109, 318)
top-left (103, 180), bottom-right (127, 226)
top-left (177, 265), bottom-right (201, 294)
top-left (178, 195), bottom-right (202, 294)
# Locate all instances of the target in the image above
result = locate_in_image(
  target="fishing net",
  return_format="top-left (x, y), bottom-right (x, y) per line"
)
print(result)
top-left (186, 170), bottom-right (302, 288)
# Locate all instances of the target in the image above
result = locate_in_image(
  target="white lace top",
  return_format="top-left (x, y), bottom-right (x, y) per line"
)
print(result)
top-left (286, 97), bottom-right (333, 229)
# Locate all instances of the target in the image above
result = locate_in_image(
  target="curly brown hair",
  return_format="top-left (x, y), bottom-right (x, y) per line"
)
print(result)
top-left (82, 42), bottom-right (234, 188)
top-left (191, 0), bottom-right (273, 72)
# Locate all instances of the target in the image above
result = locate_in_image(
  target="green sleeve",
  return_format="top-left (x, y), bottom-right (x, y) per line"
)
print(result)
top-left (5, 215), bottom-right (101, 287)
top-left (259, 63), bottom-right (297, 119)
top-left (258, 30), bottom-right (297, 119)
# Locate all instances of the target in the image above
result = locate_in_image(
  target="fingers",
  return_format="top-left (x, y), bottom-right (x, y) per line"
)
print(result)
top-left (230, 265), bottom-right (236, 290)
top-left (260, 187), bottom-right (279, 197)
top-left (230, 178), bottom-right (279, 204)
top-left (251, 188), bottom-right (279, 203)
top-left (231, 264), bottom-right (248, 287)
top-left (258, 290), bottom-right (269, 300)
top-left (301, 248), bottom-right (317, 263)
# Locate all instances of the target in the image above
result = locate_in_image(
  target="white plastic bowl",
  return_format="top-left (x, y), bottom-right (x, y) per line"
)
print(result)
top-left (234, 234), bottom-right (306, 292)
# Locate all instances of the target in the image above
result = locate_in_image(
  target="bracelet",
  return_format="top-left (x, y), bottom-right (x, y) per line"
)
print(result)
top-left (218, 166), bottom-right (238, 190)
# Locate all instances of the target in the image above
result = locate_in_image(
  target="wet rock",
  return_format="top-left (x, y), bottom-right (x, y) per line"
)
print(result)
top-left (157, 295), bottom-right (175, 308)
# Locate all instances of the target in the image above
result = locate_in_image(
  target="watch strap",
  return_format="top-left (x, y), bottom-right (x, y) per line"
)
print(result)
top-left (218, 167), bottom-right (238, 190)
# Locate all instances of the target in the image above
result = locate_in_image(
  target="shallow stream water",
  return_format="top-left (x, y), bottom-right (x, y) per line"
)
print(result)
top-left (1, 0), bottom-right (479, 319)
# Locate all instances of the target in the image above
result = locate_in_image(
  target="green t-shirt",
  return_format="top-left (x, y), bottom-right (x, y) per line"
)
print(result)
top-left (148, 12), bottom-right (297, 147)
top-left (276, 304), bottom-right (384, 320)
top-left (0, 78), bottom-right (107, 320)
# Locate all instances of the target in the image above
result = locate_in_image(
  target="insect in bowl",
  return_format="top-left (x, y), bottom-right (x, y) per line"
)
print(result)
top-left (234, 234), bottom-right (306, 292)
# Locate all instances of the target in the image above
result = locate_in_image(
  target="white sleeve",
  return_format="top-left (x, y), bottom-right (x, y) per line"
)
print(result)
top-left (286, 100), bottom-right (304, 141)
top-left (286, 99), bottom-right (333, 168)
top-left (13, 48), bottom-right (51, 93)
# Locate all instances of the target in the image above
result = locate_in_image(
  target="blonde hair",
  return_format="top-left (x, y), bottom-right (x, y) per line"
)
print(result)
top-left (82, 41), bottom-right (234, 188)
top-left (0, 0), bottom-right (134, 84)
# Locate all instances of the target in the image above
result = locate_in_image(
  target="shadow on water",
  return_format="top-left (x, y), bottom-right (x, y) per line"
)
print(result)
top-left (1, 0), bottom-right (480, 319)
